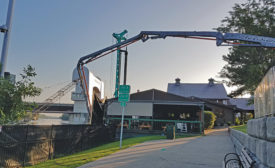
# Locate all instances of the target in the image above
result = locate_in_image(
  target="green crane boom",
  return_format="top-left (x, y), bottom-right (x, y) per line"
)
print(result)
top-left (113, 30), bottom-right (128, 98)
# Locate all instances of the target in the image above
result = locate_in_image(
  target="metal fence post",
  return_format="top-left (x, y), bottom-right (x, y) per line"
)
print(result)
top-left (48, 125), bottom-right (54, 160)
top-left (128, 119), bottom-right (131, 129)
top-left (200, 122), bottom-right (202, 133)
top-left (23, 125), bottom-right (29, 167)
top-left (80, 124), bottom-right (84, 151)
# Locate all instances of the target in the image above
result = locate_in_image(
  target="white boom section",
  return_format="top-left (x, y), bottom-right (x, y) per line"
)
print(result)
top-left (71, 67), bottom-right (104, 123)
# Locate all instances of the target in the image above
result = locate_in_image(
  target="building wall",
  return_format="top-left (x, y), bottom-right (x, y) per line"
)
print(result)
top-left (107, 102), bottom-right (153, 117)
top-left (205, 104), bottom-right (234, 125)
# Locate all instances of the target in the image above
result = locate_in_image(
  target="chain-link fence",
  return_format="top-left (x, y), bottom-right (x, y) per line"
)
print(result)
top-left (0, 124), bottom-right (116, 167)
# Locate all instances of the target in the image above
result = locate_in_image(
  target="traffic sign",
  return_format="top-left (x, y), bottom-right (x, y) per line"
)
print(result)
top-left (119, 85), bottom-right (130, 94)
top-left (118, 85), bottom-right (130, 103)
top-left (118, 85), bottom-right (130, 149)
top-left (118, 93), bottom-right (130, 102)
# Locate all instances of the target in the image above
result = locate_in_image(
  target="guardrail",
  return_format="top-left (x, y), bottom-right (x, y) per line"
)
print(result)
top-left (107, 117), bottom-right (202, 133)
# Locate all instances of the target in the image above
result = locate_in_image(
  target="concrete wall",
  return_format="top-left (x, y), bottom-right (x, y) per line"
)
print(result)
top-left (230, 117), bottom-right (275, 168)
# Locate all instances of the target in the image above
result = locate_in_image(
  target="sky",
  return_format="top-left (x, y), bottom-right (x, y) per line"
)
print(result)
top-left (0, 0), bottom-right (247, 103)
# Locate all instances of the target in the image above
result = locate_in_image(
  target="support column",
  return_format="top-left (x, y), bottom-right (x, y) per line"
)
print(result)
top-left (0, 0), bottom-right (15, 77)
top-left (113, 30), bottom-right (127, 98)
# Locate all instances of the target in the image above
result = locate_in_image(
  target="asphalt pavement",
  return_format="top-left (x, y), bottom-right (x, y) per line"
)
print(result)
top-left (78, 128), bottom-right (235, 168)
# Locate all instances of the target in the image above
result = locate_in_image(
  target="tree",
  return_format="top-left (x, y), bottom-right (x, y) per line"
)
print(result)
top-left (216, 0), bottom-right (275, 97)
top-left (0, 65), bottom-right (41, 124)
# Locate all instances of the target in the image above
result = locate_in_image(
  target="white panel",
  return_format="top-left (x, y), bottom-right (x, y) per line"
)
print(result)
top-left (72, 66), bottom-right (105, 116)
top-left (107, 102), bottom-right (153, 117)
top-left (73, 101), bottom-right (88, 113)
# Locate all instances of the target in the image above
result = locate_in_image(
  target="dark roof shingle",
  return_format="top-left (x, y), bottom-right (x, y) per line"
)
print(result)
top-left (167, 83), bottom-right (228, 99)
top-left (108, 89), bottom-right (202, 103)
top-left (229, 98), bottom-right (254, 111)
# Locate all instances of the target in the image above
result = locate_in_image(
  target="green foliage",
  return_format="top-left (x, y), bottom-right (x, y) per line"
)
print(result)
top-left (204, 111), bottom-right (216, 129)
top-left (216, 0), bottom-right (275, 97)
top-left (0, 65), bottom-right (41, 124)
top-left (231, 124), bottom-right (247, 133)
top-left (235, 117), bottom-right (241, 125)
top-left (246, 113), bottom-right (254, 120)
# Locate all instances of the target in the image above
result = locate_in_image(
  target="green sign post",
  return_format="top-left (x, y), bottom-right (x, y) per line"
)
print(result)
top-left (118, 85), bottom-right (130, 148)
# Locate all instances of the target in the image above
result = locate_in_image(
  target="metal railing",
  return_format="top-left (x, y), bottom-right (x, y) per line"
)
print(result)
top-left (107, 117), bottom-right (202, 133)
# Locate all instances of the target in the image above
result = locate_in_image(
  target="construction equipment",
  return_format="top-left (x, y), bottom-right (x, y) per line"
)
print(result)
top-left (76, 31), bottom-right (275, 121)
top-left (113, 30), bottom-right (128, 98)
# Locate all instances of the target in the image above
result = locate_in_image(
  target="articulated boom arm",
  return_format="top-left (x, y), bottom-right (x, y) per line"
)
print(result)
top-left (76, 31), bottom-right (275, 120)
top-left (77, 31), bottom-right (275, 67)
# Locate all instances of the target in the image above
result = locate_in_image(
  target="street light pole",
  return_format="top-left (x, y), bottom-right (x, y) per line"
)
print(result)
top-left (0, 0), bottom-right (15, 77)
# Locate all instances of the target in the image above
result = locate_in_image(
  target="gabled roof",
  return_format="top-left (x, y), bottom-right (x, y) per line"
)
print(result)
top-left (167, 83), bottom-right (228, 99)
top-left (108, 89), bottom-right (202, 104)
top-left (229, 98), bottom-right (254, 111)
top-left (191, 96), bottom-right (241, 111)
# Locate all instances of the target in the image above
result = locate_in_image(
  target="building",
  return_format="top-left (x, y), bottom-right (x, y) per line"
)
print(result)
top-left (167, 78), bottom-right (249, 126)
top-left (229, 98), bottom-right (254, 120)
top-left (168, 78), bottom-right (229, 104)
top-left (106, 89), bottom-right (204, 133)
top-left (229, 98), bottom-right (254, 113)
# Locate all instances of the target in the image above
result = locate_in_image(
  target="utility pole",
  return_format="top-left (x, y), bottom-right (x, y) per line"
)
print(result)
top-left (113, 30), bottom-right (127, 98)
top-left (0, 0), bottom-right (15, 77)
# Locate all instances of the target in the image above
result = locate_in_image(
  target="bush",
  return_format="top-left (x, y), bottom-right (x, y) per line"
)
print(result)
top-left (246, 113), bottom-right (253, 121)
top-left (235, 117), bottom-right (240, 125)
top-left (204, 111), bottom-right (216, 129)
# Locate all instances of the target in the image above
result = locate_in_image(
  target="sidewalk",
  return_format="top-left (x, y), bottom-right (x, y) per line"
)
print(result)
top-left (79, 128), bottom-right (234, 168)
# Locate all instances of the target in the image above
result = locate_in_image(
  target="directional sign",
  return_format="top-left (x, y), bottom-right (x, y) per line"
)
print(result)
top-left (118, 85), bottom-right (130, 104)
top-left (118, 94), bottom-right (130, 103)
top-left (119, 85), bottom-right (130, 94)
top-left (118, 85), bottom-right (130, 149)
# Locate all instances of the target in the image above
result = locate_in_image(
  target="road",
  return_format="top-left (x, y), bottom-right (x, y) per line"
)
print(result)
top-left (79, 128), bottom-right (234, 168)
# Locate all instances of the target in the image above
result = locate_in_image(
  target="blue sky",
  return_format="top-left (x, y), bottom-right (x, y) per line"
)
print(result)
top-left (0, 0), bottom-right (246, 102)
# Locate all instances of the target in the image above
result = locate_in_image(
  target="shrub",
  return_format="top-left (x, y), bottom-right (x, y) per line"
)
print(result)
top-left (204, 111), bottom-right (216, 129)
top-left (235, 117), bottom-right (240, 125)
top-left (246, 113), bottom-right (253, 121)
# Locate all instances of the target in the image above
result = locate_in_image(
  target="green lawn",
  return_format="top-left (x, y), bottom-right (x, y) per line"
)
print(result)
top-left (27, 134), bottom-right (197, 168)
top-left (231, 124), bottom-right (247, 133)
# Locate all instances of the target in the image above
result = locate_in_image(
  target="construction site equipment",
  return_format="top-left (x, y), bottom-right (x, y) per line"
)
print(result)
top-left (72, 66), bottom-right (105, 124)
top-left (113, 30), bottom-right (128, 98)
top-left (33, 81), bottom-right (76, 114)
top-left (76, 30), bottom-right (275, 126)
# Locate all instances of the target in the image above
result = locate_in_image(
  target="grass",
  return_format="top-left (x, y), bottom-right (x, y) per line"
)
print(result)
top-left (231, 124), bottom-right (247, 133)
top-left (26, 134), bottom-right (197, 168)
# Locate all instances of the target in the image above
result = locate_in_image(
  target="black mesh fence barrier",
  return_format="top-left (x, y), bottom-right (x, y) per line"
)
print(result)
top-left (0, 124), bottom-right (116, 167)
